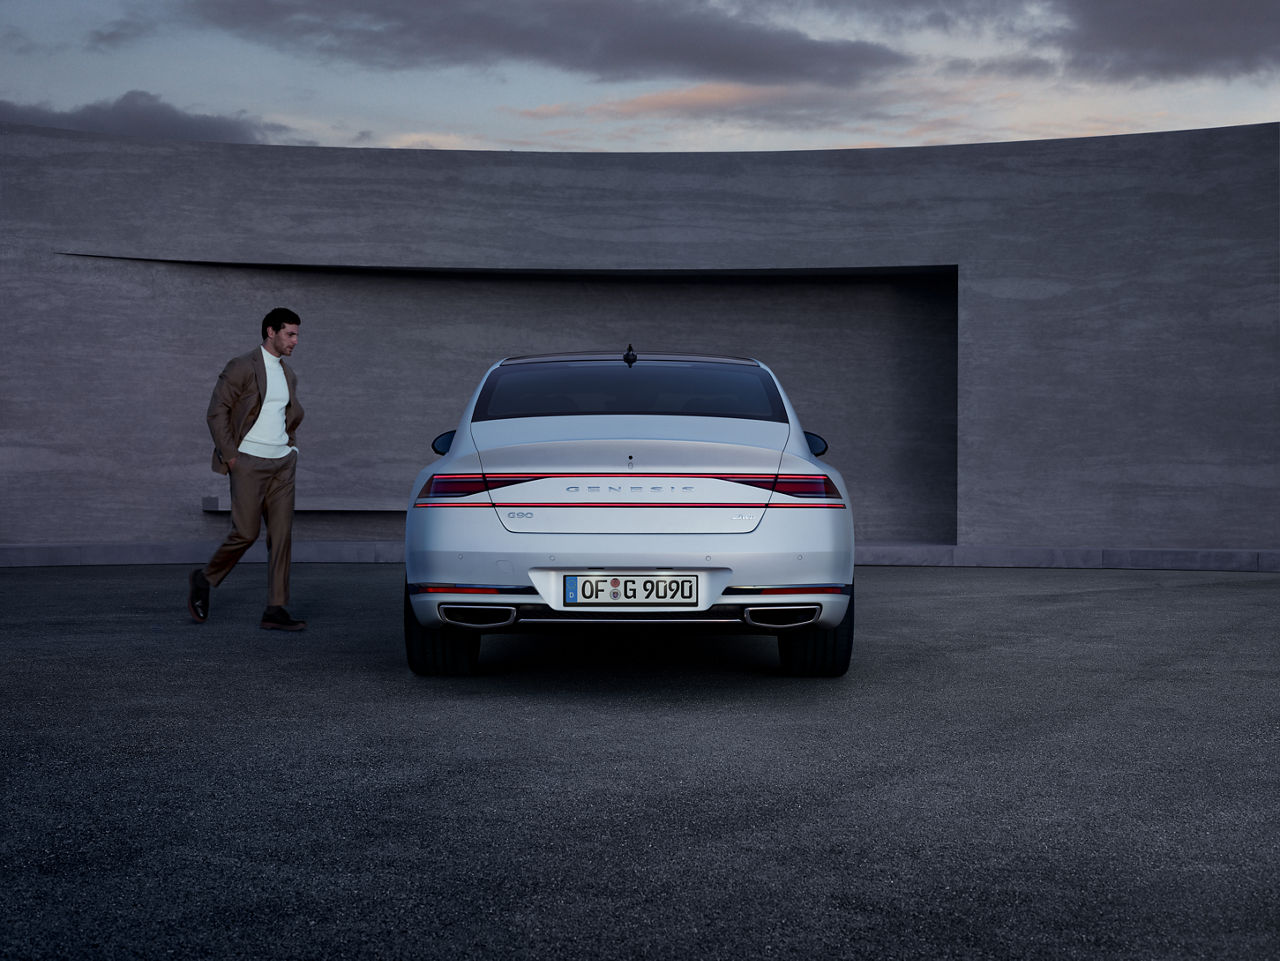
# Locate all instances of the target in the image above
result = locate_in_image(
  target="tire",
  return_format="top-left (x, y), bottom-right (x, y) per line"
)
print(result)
top-left (777, 589), bottom-right (854, 677)
top-left (404, 584), bottom-right (481, 676)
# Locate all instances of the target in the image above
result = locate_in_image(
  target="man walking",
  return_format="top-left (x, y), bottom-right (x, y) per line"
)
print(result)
top-left (188, 307), bottom-right (306, 630)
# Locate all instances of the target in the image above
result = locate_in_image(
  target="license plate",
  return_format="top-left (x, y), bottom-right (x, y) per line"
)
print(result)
top-left (564, 573), bottom-right (698, 606)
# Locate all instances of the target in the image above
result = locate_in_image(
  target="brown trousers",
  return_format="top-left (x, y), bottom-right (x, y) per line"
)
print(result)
top-left (203, 451), bottom-right (297, 607)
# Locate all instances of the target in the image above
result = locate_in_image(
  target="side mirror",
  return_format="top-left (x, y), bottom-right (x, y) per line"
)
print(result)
top-left (431, 430), bottom-right (456, 456)
top-left (804, 431), bottom-right (828, 457)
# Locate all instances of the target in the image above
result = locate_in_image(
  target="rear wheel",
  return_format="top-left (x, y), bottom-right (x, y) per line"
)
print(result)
top-left (404, 585), bottom-right (481, 676)
top-left (777, 590), bottom-right (854, 677)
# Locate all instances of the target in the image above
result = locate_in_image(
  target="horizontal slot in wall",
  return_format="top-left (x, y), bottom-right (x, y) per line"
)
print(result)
top-left (366, 266), bottom-right (960, 545)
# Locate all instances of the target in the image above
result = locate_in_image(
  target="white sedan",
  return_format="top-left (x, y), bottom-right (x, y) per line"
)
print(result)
top-left (404, 349), bottom-right (855, 676)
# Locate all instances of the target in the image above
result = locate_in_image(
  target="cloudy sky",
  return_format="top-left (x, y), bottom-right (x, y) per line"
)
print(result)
top-left (1, 0), bottom-right (1276, 151)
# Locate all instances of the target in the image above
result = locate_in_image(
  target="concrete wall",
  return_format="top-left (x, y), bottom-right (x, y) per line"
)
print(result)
top-left (1, 121), bottom-right (1276, 569)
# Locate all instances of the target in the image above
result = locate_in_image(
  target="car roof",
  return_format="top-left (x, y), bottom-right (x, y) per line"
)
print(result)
top-left (500, 350), bottom-right (760, 366)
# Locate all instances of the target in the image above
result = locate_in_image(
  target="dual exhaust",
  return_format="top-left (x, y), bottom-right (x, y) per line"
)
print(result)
top-left (741, 605), bottom-right (822, 629)
top-left (438, 605), bottom-right (519, 629)
top-left (437, 604), bottom-right (821, 630)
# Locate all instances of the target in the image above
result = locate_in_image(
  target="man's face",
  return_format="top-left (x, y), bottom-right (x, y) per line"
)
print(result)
top-left (264, 323), bottom-right (300, 358)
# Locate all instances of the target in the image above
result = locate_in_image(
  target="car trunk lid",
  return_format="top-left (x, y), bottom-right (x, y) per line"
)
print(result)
top-left (470, 416), bottom-right (788, 534)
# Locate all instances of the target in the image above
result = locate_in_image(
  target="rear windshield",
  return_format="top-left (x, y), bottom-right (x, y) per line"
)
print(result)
top-left (472, 361), bottom-right (788, 423)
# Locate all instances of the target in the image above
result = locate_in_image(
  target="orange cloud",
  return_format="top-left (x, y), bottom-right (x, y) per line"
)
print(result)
top-left (518, 83), bottom-right (803, 121)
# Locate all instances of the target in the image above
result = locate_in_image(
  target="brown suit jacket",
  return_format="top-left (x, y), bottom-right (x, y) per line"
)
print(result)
top-left (207, 348), bottom-right (304, 474)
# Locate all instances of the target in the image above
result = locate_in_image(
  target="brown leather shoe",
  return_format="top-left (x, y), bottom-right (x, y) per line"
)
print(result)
top-left (260, 606), bottom-right (306, 631)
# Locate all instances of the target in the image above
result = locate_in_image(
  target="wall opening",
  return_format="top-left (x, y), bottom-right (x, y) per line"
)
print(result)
top-left (387, 266), bottom-right (959, 545)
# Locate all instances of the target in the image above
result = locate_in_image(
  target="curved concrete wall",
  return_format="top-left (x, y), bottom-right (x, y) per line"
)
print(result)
top-left (1, 121), bottom-right (1277, 569)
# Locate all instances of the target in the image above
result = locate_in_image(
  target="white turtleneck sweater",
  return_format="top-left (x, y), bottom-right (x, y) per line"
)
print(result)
top-left (238, 347), bottom-right (297, 459)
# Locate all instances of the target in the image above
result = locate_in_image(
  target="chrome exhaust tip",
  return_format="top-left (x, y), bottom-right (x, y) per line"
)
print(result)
top-left (743, 605), bottom-right (821, 630)
top-left (438, 605), bottom-right (518, 629)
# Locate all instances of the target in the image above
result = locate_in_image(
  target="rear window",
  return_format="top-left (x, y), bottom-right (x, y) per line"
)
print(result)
top-left (472, 361), bottom-right (788, 423)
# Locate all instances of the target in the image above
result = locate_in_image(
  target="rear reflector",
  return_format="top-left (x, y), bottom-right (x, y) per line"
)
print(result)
top-left (411, 584), bottom-right (499, 594)
top-left (409, 583), bottom-right (539, 595)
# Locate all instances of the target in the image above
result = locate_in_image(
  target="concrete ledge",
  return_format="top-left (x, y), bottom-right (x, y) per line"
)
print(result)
top-left (951, 547), bottom-right (1107, 569)
top-left (855, 544), bottom-right (957, 566)
top-left (0, 541), bottom-right (406, 568)
top-left (202, 497), bottom-right (405, 513)
top-left (941, 545), bottom-right (1271, 572)
top-left (3, 541), bottom-right (1277, 572)
top-left (1099, 548), bottom-right (1266, 572)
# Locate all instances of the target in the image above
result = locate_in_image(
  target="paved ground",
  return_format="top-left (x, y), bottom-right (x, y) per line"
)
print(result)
top-left (1, 564), bottom-right (1277, 961)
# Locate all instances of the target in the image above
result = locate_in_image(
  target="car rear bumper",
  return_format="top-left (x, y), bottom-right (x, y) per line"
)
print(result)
top-left (410, 591), bottom-right (851, 633)
top-left (405, 506), bottom-right (854, 631)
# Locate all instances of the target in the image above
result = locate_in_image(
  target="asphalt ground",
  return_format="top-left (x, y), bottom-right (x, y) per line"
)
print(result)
top-left (1, 563), bottom-right (1277, 961)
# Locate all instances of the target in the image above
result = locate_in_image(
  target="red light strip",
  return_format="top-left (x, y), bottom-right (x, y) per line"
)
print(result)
top-left (415, 473), bottom-right (844, 507)
top-left (761, 503), bottom-right (847, 509)
top-left (425, 472), bottom-right (830, 481)
top-left (480, 473), bottom-right (777, 481)
top-left (415, 502), bottom-right (768, 509)
top-left (493, 501), bottom-right (768, 508)
top-left (412, 585), bottom-right (501, 594)
top-left (414, 501), bottom-right (844, 509)
top-left (757, 586), bottom-right (847, 595)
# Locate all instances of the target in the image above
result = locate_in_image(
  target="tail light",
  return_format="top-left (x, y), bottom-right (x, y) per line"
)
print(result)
top-left (416, 474), bottom-right (536, 501)
top-left (419, 474), bottom-right (487, 498)
top-left (719, 475), bottom-right (778, 492)
top-left (415, 472), bottom-right (841, 501)
top-left (773, 475), bottom-right (842, 498)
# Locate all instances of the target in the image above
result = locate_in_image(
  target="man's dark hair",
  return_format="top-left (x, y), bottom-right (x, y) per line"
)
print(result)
top-left (262, 307), bottom-right (301, 340)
